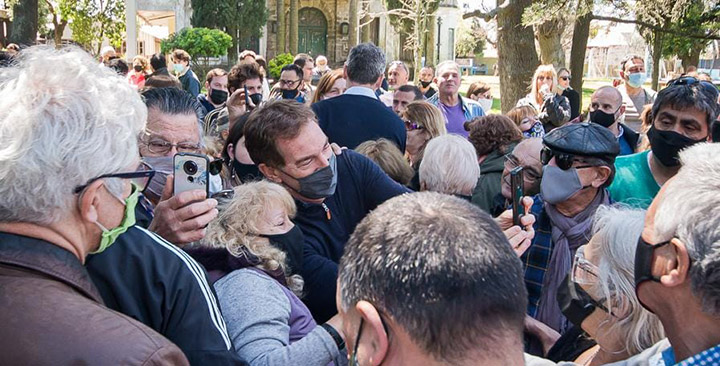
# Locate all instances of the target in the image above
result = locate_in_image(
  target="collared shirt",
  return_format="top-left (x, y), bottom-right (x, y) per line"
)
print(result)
top-left (426, 93), bottom-right (485, 137)
top-left (344, 86), bottom-right (381, 100)
top-left (658, 344), bottom-right (720, 366)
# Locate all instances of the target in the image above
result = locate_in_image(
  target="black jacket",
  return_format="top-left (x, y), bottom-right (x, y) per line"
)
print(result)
top-left (86, 226), bottom-right (247, 366)
top-left (312, 94), bottom-right (407, 152)
top-left (621, 122), bottom-right (640, 151)
top-left (562, 88), bottom-right (581, 121)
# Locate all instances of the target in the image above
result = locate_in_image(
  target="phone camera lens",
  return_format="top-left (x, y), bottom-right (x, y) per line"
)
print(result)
top-left (183, 161), bottom-right (198, 175)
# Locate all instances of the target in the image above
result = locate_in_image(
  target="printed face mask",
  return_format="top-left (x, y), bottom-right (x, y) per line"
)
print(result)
top-left (142, 156), bottom-right (173, 199)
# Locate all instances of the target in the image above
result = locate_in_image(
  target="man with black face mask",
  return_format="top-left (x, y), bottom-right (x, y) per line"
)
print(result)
top-left (609, 77), bottom-right (720, 209)
top-left (205, 61), bottom-right (265, 135)
top-left (276, 63), bottom-right (307, 103)
top-left (244, 100), bottom-right (410, 324)
top-left (197, 68), bottom-right (229, 117)
top-left (587, 86), bottom-right (638, 156)
top-left (522, 122), bottom-right (619, 337)
top-left (603, 142), bottom-right (720, 366)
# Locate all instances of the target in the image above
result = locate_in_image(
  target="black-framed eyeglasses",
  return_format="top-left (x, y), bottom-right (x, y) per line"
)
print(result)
top-left (559, 76), bottom-right (570, 81)
top-left (279, 79), bottom-right (301, 87)
top-left (541, 147), bottom-right (594, 171)
top-left (73, 161), bottom-right (156, 194)
top-left (404, 120), bottom-right (424, 131)
top-left (667, 76), bottom-right (719, 99)
top-left (504, 154), bottom-right (541, 181)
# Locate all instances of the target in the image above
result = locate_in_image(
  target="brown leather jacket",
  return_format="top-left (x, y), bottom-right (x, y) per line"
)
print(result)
top-left (0, 232), bottom-right (189, 365)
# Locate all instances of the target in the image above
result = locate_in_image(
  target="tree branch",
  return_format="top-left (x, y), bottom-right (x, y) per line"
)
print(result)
top-left (592, 15), bottom-right (720, 40)
top-left (462, 0), bottom-right (508, 20)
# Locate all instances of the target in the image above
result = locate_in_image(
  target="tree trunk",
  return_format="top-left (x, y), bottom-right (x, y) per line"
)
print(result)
top-left (651, 30), bottom-right (663, 91)
top-left (496, 0), bottom-right (539, 113)
top-left (679, 46), bottom-right (703, 70)
top-left (10, 0), bottom-right (39, 46)
top-left (227, 26), bottom-right (239, 65)
top-left (276, 0), bottom-right (286, 54)
top-left (426, 15), bottom-right (436, 67)
top-left (289, 0), bottom-right (298, 54)
top-left (536, 19), bottom-right (565, 68)
top-left (569, 2), bottom-right (592, 110)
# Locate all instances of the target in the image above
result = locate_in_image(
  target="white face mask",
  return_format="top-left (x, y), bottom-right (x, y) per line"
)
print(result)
top-left (477, 98), bottom-right (493, 113)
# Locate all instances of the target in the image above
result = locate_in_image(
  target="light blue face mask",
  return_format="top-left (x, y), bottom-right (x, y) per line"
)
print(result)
top-left (626, 72), bottom-right (647, 88)
top-left (173, 63), bottom-right (185, 74)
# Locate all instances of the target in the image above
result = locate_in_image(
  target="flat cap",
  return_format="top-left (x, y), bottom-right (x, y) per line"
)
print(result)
top-left (543, 122), bottom-right (620, 162)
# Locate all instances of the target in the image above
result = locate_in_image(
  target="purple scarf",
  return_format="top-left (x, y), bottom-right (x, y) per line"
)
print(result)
top-left (184, 246), bottom-right (287, 286)
top-left (537, 189), bottom-right (610, 333)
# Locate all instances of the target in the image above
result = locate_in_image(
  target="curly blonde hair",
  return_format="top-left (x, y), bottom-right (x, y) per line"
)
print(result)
top-left (202, 180), bottom-right (304, 295)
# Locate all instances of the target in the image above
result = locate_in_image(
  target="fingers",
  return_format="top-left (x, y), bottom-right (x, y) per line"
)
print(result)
top-left (168, 189), bottom-right (209, 210)
top-left (520, 213), bottom-right (535, 228)
top-left (174, 197), bottom-right (218, 222)
top-left (495, 209), bottom-right (513, 230)
top-left (506, 225), bottom-right (532, 257)
top-left (521, 196), bottom-right (534, 213)
top-left (160, 175), bottom-right (174, 201)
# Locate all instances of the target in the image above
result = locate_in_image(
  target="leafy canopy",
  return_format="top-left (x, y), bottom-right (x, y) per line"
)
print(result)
top-left (161, 27), bottom-right (233, 59)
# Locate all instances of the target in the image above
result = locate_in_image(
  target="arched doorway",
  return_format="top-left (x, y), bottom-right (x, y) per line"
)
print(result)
top-left (298, 8), bottom-right (327, 57)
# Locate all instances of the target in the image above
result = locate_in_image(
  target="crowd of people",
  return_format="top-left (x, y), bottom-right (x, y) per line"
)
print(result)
top-left (1, 40), bottom-right (720, 366)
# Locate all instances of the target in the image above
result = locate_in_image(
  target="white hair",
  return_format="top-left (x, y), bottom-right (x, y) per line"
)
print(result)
top-left (419, 134), bottom-right (480, 195)
top-left (652, 142), bottom-right (720, 315)
top-left (0, 46), bottom-right (147, 224)
top-left (591, 205), bottom-right (665, 355)
top-left (100, 46), bottom-right (116, 57)
top-left (435, 60), bottom-right (459, 77)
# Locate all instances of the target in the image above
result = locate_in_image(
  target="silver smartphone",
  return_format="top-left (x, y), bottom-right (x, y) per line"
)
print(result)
top-left (173, 153), bottom-right (210, 197)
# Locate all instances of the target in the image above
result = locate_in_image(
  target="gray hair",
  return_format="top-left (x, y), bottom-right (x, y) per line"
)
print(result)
top-left (419, 134), bottom-right (480, 195)
top-left (140, 87), bottom-right (204, 147)
top-left (435, 60), bottom-right (460, 77)
top-left (339, 192), bottom-right (527, 362)
top-left (653, 142), bottom-right (720, 315)
top-left (345, 43), bottom-right (386, 85)
top-left (0, 46), bottom-right (146, 224)
top-left (591, 205), bottom-right (665, 354)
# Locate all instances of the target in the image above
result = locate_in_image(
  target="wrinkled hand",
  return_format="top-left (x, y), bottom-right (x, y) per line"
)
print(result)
top-left (227, 88), bottom-right (249, 121)
top-left (148, 175), bottom-right (219, 246)
top-left (496, 196), bottom-right (534, 230)
top-left (496, 196), bottom-right (536, 257)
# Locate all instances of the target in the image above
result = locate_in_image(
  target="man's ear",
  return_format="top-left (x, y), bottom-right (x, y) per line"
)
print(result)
top-left (373, 75), bottom-right (384, 90)
top-left (343, 65), bottom-right (349, 81)
top-left (78, 179), bottom-right (106, 225)
top-left (355, 301), bottom-right (389, 366)
top-left (226, 143), bottom-right (235, 161)
top-left (660, 238), bottom-right (691, 287)
top-left (258, 163), bottom-right (282, 183)
top-left (619, 105), bottom-right (626, 117)
top-left (205, 81), bottom-right (211, 91)
top-left (591, 166), bottom-right (612, 188)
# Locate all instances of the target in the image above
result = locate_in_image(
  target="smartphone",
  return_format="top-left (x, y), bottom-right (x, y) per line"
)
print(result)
top-left (510, 166), bottom-right (524, 227)
top-left (244, 84), bottom-right (250, 109)
top-left (173, 153), bottom-right (210, 197)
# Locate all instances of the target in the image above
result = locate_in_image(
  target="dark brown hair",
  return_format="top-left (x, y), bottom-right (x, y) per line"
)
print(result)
top-left (205, 68), bottom-right (228, 84)
top-left (244, 100), bottom-right (317, 168)
top-left (171, 49), bottom-right (191, 63)
top-left (228, 61), bottom-right (263, 93)
top-left (465, 114), bottom-right (523, 157)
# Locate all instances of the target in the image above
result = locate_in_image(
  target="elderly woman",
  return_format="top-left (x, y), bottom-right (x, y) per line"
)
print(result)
top-left (531, 205), bottom-right (666, 365)
top-left (187, 181), bottom-right (346, 366)
top-left (465, 115), bottom-right (523, 213)
top-left (0, 46), bottom-right (187, 364)
top-left (355, 138), bottom-right (415, 186)
top-left (311, 69), bottom-right (346, 104)
top-left (518, 64), bottom-right (571, 132)
top-left (401, 101), bottom-right (447, 190)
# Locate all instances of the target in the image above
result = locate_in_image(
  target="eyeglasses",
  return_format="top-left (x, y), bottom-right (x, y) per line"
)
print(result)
top-left (143, 138), bottom-right (201, 155)
top-left (666, 76), bottom-right (719, 100)
top-left (73, 161), bottom-right (155, 194)
top-left (572, 245), bottom-right (600, 285)
top-left (504, 154), bottom-right (541, 181)
top-left (541, 147), bottom-right (594, 171)
top-left (559, 76), bottom-right (570, 81)
top-left (404, 121), bottom-right (424, 131)
top-left (279, 79), bottom-right (301, 87)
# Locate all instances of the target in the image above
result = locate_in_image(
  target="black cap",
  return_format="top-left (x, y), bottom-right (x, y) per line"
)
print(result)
top-left (543, 122), bottom-right (620, 162)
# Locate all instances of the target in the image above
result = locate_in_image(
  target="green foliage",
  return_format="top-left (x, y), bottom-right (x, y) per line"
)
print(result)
top-left (64, 0), bottom-right (126, 54)
top-left (191, 0), bottom-right (268, 60)
top-left (268, 53), bottom-right (294, 80)
top-left (455, 19), bottom-right (485, 58)
top-left (161, 27), bottom-right (233, 59)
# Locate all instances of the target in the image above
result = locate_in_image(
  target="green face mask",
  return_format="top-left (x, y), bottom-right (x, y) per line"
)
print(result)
top-left (91, 183), bottom-right (139, 254)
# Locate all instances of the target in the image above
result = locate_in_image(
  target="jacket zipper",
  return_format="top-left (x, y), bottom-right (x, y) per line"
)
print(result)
top-left (321, 202), bottom-right (331, 220)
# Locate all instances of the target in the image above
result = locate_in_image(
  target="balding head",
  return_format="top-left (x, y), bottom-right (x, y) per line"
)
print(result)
top-left (589, 86), bottom-right (625, 127)
top-left (501, 138), bottom-right (544, 199)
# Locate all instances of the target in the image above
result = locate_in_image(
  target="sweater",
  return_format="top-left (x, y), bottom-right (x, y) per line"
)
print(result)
top-left (312, 93), bottom-right (407, 152)
top-left (471, 144), bottom-right (516, 214)
top-left (214, 268), bottom-right (343, 366)
top-left (296, 150), bottom-right (410, 323)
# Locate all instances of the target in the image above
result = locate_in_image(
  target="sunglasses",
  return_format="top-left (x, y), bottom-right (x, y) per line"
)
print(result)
top-left (667, 76), bottom-right (719, 100)
top-left (559, 76), bottom-right (570, 81)
top-left (541, 147), bottom-right (594, 171)
top-left (404, 121), bottom-right (424, 131)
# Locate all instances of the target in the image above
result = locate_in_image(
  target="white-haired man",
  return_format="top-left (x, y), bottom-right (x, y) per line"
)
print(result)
top-left (0, 46), bottom-right (188, 364)
top-left (427, 61), bottom-right (484, 137)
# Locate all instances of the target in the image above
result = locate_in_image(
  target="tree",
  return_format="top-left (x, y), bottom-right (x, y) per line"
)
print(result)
top-left (45, 0), bottom-right (69, 48)
top-left (64, 0), bottom-right (125, 56)
top-left (361, 0), bottom-right (440, 82)
top-left (455, 19), bottom-right (486, 58)
top-left (161, 27), bottom-right (233, 73)
top-left (8, 0), bottom-right (38, 46)
top-left (191, 0), bottom-right (268, 65)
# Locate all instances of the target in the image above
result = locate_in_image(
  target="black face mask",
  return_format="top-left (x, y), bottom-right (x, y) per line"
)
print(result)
top-left (281, 87), bottom-right (299, 100)
top-left (133, 65), bottom-right (143, 72)
top-left (647, 126), bottom-right (705, 167)
top-left (260, 225), bottom-right (305, 276)
top-left (420, 80), bottom-right (432, 88)
top-left (589, 109), bottom-right (617, 128)
top-left (231, 159), bottom-right (262, 184)
top-left (634, 236), bottom-right (670, 312)
top-left (210, 88), bottom-right (228, 105)
top-left (249, 93), bottom-right (263, 107)
top-left (557, 274), bottom-right (610, 328)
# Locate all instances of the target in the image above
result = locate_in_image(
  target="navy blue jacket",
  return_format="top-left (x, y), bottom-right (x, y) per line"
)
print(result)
top-left (86, 226), bottom-right (246, 366)
top-left (312, 94), bottom-right (407, 152)
top-left (296, 150), bottom-right (410, 323)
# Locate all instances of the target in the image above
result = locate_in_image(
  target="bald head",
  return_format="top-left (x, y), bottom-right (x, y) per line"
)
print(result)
top-left (589, 86), bottom-right (625, 125)
top-left (501, 138), bottom-right (544, 199)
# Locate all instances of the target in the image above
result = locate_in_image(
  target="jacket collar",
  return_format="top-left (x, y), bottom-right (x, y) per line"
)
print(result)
top-left (0, 232), bottom-right (103, 302)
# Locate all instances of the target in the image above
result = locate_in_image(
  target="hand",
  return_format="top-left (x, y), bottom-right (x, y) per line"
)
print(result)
top-left (524, 315), bottom-right (560, 356)
top-left (148, 175), bottom-right (219, 245)
top-left (505, 224), bottom-right (534, 257)
top-left (325, 314), bottom-right (346, 342)
top-left (227, 88), bottom-right (248, 121)
top-left (495, 196), bottom-right (534, 230)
